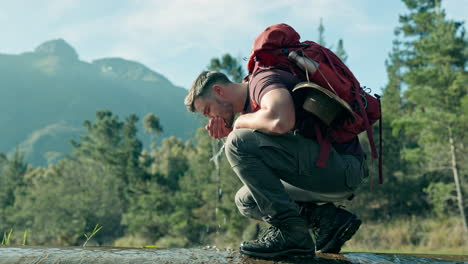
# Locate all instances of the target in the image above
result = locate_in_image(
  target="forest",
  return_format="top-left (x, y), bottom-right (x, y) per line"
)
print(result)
top-left (0, 0), bottom-right (466, 254)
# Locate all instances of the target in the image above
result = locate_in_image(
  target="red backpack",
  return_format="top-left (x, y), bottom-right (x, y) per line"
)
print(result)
top-left (245, 24), bottom-right (382, 186)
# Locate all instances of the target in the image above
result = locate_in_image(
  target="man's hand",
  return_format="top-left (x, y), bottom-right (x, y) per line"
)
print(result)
top-left (205, 117), bottom-right (233, 139)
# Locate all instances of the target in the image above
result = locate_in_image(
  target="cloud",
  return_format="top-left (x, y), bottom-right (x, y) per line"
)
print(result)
top-left (120, 0), bottom-right (263, 49)
top-left (124, 0), bottom-right (366, 42)
top-left (2, 0), bottom-right (80, 22)
top-left (284, 0), bottom-right (392, 33)
top-left (114, 0), bottom-right (390, 57)
top-left (442, 0), bottom-right (468, 22)
top-left (55, 16), bottom-right (116, 44)
top-left (8, 0), bottom-right (464, 90)
top-left (353, 22), bottom-right (390, 33)
top-left (46, 0), bottom-right (80, 20)
top-left (288, 0), bottom-right (362, 20)
top-left (82, 0), bottom-right (394, 88)
top-left (14, 0), bottom-right (391, 65)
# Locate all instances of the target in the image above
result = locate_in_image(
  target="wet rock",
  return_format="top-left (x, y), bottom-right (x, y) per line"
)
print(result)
top-left (0, 247), bottom-right (465, 264)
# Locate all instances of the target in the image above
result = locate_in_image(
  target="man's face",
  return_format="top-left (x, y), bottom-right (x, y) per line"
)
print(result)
top-left (194, 94), bottom-right (235, 128)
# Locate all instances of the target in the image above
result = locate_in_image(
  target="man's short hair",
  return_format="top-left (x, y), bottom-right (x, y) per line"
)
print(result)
top-left (185, 71), bottom-right (231, 112)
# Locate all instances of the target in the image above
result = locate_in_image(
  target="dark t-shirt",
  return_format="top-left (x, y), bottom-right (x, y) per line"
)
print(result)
top-left (244, 68), bottom-right (364, 157)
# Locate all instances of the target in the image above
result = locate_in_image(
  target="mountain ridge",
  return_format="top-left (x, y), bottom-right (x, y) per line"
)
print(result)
top-left (0, 39), bottom-right (200, 166)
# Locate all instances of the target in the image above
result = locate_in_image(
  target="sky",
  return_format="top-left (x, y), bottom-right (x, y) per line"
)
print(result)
top-left (1, 0), bottom-right (467, 95)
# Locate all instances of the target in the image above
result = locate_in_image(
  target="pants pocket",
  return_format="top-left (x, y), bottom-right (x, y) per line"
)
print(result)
top-left (255, 133), bottom-right (297, 173)
top-left (344, 156), bottom-right (364, 191)
top-left (345, 169), bottom-right (362, 191)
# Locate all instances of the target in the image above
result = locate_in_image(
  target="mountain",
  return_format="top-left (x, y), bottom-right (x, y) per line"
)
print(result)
top-left (0, 39), bottom-right (201, 166)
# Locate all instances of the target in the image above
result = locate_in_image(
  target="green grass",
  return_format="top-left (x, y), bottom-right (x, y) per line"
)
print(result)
top-left (82, 224), bottom-right (102, 247)
top-left (142, 245), bottom-right (158, 248)
top-left (341, 248), bottom-right (467, 255)
top-left (1, 229), bottom-right (13, 246)
top-left (342, 216), bottom-right (467, 255)
top-left (22, 230), bottom-right (28, 246)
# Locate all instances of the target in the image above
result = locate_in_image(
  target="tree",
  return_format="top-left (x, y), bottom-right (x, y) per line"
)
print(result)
top-left (0, 149), bottom-right (27, 208)
top-left (13, 159), bottom-right (124, 246)
top-left (0, 149), bottom-right (28, 232)
top-left (335, 39), bottom-right (348, 63)
top-left (392, 0), bottom-right (467, 230)
top-left (318, 18), bottom-right (326, 46)
top-left (9, 110), bottom-right (149, 245)
top-left (122, 177), bottom-right (174, 243)
top-left (207, 54), bottom-right (245, 83)
top-left (153, 137), bottom-right (190, 190)
top-left (143, 113), bottom-right (163, 146)
top-left (170, 129), bottom-right (215, 245)
top-left (317, 18), bottom-right (348, 63)
top-left (70, 110), bottom-right (145, 185)
top-left (170, 128), bottom-right (248, 247)
top-left (70, 110), bottom-right (124, 167)
top-left (353, 30), bottom-right (432, 219)
top-left (122, 114), bottom-right (144, 185)
top-left (124, 135), bottom-right (191, 245)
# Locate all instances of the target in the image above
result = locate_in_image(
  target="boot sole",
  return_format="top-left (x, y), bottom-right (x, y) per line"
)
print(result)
top-left (318, 216), bottom-right (362, 253)
top-left (240, 247), bottom-right (315, 259)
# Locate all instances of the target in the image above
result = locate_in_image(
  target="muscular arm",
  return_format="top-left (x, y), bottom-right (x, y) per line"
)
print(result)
top-left (234, 88), bottom-right (296, 135)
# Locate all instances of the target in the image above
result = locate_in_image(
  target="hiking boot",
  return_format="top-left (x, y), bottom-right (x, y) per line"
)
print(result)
top-left (239, 216), bottom-right (315, 259)
top-left (299, 202), bottom-right (361, 253)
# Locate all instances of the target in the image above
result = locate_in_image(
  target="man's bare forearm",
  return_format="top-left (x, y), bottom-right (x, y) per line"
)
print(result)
top-left (234, 110), bottom-right (292, 135)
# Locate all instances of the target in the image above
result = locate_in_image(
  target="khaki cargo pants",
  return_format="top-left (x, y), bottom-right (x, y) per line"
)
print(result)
top-left (224, 128), bottom-right (367, 225)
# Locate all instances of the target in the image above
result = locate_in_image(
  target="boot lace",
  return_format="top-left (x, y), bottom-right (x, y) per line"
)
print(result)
top-left (256, 225), bottom-right (286, 246)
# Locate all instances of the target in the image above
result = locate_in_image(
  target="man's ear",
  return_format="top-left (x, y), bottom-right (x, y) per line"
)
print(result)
top-left (212, 85), bottom-right (225, 97)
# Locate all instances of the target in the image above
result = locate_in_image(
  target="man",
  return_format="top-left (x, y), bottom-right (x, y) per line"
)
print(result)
top-left (184, 69), bottom-right (367, 258)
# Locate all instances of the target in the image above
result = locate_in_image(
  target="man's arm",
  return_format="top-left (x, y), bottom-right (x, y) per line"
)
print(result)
top-left (234, 88), bottom-right (295, 135)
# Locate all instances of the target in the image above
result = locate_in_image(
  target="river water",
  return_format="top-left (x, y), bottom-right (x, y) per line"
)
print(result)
top-left (0, 247), bottom-right (465, 264)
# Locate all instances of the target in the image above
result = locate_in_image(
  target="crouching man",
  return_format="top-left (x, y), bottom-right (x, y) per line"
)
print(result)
top-left (184, 70), bottom-right (366, 259)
